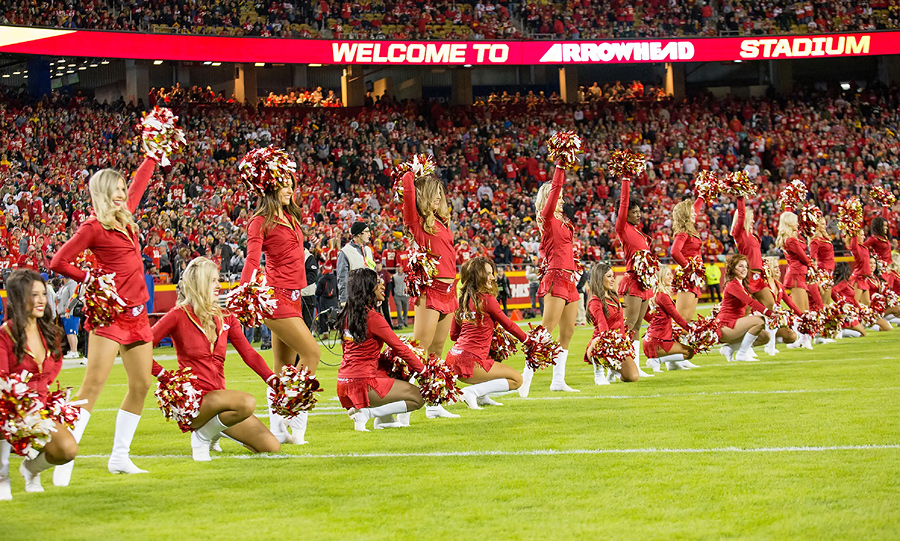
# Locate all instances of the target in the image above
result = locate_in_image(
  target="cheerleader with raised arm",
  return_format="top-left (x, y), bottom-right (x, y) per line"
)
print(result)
top-left (831, 262), bottom-right (868, 338)
top-left (731, 196), bottom-right (777, 310)
top-left (448, 257), bottom-right (524, 408)
top-left (775, 211), bottom-right (815, 348)
top-left (150, 258), bottom-right (280, 461)
top-left (400, 163), bottom-right (459, 418)
top-left (847, 229), bottom-right (892, 333)
top-left (670, 197), bottom-right (706, 322)
top-left (809, 217), bottom-right (835, 306)
top-left (643, 266), bottom-right (698, 372)
top-left (716, 255), bottom-right (772, 362)
top-left (761, 257), bottom-right (800, 355)
top-left (336, 269), bottom-right (425, 431)
top-left (584, 262), bottom-right (639, 384)
top-left (865, 217), bottom-right (900, 324)
top-left (49, 156), bottom-right (159, 482)
top-left (240, 155), bottom-right (321, 444)
top-left (0, 270), bottom-right (77, 499)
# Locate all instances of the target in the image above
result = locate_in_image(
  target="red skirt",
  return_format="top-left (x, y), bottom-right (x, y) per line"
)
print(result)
top-left (416, 280), bottom-right (458, 315)
top-left (446, 347), bottom-right (493, 378)
top-left (716, 312), bottom-right (741, 330)
top-left (617, 271), bottom-right (653, 301)
top-left (537, 269), bottom-right (580, 303)
top-left (90, 305), bottom-right (153, 345)
top-left (747, 270), bottom-right (768, 294)
top-left (269, 287), bottom-right (304, 319)
top-left (850, 274), bottom-right (876, 292)
top-left (336, 376), bottom-right (394, 410)
top-left (783, 270), bottom-right (807, 289)
top-left (643, 336), bottom-right (675, 359)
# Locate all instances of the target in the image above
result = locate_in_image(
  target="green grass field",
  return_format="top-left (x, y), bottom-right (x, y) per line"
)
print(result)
top-left (2, 316), bottom-right (899, 540)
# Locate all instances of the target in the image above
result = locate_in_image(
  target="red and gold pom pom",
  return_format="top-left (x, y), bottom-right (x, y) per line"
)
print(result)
top-left (0, 372), bottom-right (57, 458)
top-left (693, 171), bottom-right (723, 200)
top-left (673, 256), bottom-right (705, 293)
top-left (378, 337), bottom-right (425, 380)
top-left (522, 324), bottom-right (562, 371)
top-left (758, 306), bottom-right (795, 330)
top-left (393, 153), bottom-right (437, 181)
top-left (778, 179), bottom-right (808, 211)
top-left (79, 270), bottom-right (127, 330)
top-left (225, 270), bottom-right (278, 328)
top-left (415, 354), bottom-right (463, 406)
top-left (723, 171), bottom-right (757, 197)
top-left (882, 285), bottom-right (900, 308)
top-left (239, 146), bottom-right (297, 194)
top-left (858, 305), bottom-right (880, 328)
top-left (633, 250), bottom-right (659, 291)
top-left (43, 385), bottom-right (84, 430)
top-left (796, 310), bottom-right (824, 337)
top-left (797, 203), bottom-right (823, 237)
top-left (607, 149), bottom-right (646, 179)
top-left (870, 185), bottom-right (896, 207)
top-left (404, 240), bottom-right (439, 299)
top-left (490, 324), bottom-right (518, 363)
top-left (588, 330), bottom-right (632, 371)
top-left (819, 303), bottom-right (844, 336)
top-left (154, 367), bottom-right (203, 433)
top-left (837, 197), bottom-right (863, 236)
top-left (869, 290), bottom-right (887, 316)
top-left (547, 130), bottom-right (583, 169)
top-left (269, 365), bottom-right (322, 416)
top-left (682, 314), bottom-right (721, 354)
top-left (805, 263), bottom-right (833, 288)
top-left (141, 106), bottom-right (186, 166)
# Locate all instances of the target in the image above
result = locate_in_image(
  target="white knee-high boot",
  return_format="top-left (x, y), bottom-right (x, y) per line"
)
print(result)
top-left (107, 410), bottom-right (148, 474)
top-left (287, 411), bottom-right (309, 444)
top-left (21, 452), bottom-right (52, 492)
top-left (518, 366), bottom-right (534, 397)
top-left (190, 415), bottom-right (229, 462)
top-left (352, 401), bottom-right (408, 431)
top-left (734, 332), bottom-right (760, 362)
top-left (660, 353), bottom-right (686, 370)
top-left (593, 362), bottom-right (610, 385)
top-left (0, 441), bottom-right (11, 500)
top-left (550, 349), bottom-right (579, 392)
top-left (841, 329), bottom-right (862, 338)
top-left (53, 407), bottom-right (91, 487)
top-left (764, 325), bottom-right (779, 355)
top-left (633, 340), bottom-right (653, 377)
top-left (461, 379), bottom-right (510, 409)
top-left (266, 388), bottom-right (292, 444)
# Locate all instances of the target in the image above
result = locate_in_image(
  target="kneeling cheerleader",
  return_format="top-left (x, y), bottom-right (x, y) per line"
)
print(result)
top-left (447, 257), bottom-right (525, 409)
top-left (150, 258), bottom-right (281, 461)
top-left (831, 262), bottom-right (868, 338)
top-left (643, 266), bottom-right (698, 371)
top-left (761, 256), bottom-right (801, 355)
top-left (717, 255), bottom-right (772, 362)
top-left (584, 262), bottom-right (640, 384)
top-left (336, 269), bottom-right (426, 431)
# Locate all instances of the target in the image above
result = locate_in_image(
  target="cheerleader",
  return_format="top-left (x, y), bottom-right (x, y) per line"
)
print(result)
top-left (49, 157), bottom-right (158, 481)
top-left (832, 263), bottom-right (867, 338)
top-left (643, 266), bottom-right (698, 371)
top-left (520, 163), bottom-right (580, 397)
top-left (670, 197), bottom-right (706, 321)
top-left (584, 262), bottom-right (639, 384)
top-left (716, 255), bottom-right (772, 362)
top-left (809, 216), bottom-right (835, 305)
top-left (400, 167), bottom-right (459, 418)
top-left (336, 268), bottom-right (425, 431)
top-left (0, 270), bottom-right (77, 498)
top-left (448, 257), bottom-right (524, 408)
top-left (731, 196), bottom-right (777, 310)
top-left (865, 217), bottom-right (900, 316)
top-left (761, 257), bottom-right (800, 354)
top-left (848, 230), bottom-right (882, 312)
top-left (150, 258), bottom-right (280, 461)
top-left (240, 172), bottom-right (320, 444)
top-left (776, 212), bottom-right (812, 311)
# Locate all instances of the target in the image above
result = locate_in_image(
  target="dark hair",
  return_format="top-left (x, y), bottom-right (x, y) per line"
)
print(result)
top-left (4, 269), bottom-right (62, 365)
top-left (628, 197), bottom-right (642, 213)
top-left (871, 217), bottom-right (888, 238)
top-left (336, 268), bottom-right (380, 343)
top-left (724, 254), bottom-right (749, 283)
top-left (456, 257), bottom-right (497, 323)
top-left (588, 262), bottom-right (618, 323)
top-left (252, 180), bottom-right (305, 235)
top-left (833, 261), bottom-right (852, 284)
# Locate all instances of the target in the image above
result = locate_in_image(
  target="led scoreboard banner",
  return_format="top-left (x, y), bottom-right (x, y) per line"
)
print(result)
top-left (0, 25), bottom-right (897, 65)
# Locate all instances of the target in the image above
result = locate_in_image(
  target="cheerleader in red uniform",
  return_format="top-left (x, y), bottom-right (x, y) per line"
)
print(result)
top-left (731, 196), bottom-right (777, 310)
top-left (776, 212), bottom-right (811, 311)
top-left (849, 230), bottom-right (878, 306)
top-left (240, 173), bottom-right (320, 444)
top-left (643, 266), bottom-right (698, 371)
top-left (716, 255), bottom-right (772, 362)
top-left (448, 257), bottom-right (524, 408)
top-left (584, 262), bottom-right (639, 384)
top-left (832, 262), bottom-right (867, 337)
top-left (400, 168), bottom-right (459, 418)
top-left (336, 268), bottom-right (425, 431)
top-left (150, 258), bottom-right (280, 461)
top-left (809, 217), bottom-right (835, 306)
top-left (520, 162), bottom-right (581, 397)
top-left (0, 270), bottom-right (77, 498)
top-left (761, 257), bottom-right (800, 354)
top-left (49, 157), bottom-right (158, 480)
top-left (671, 197), bottom-right (706, 321)
top-left (865, 217), bottom-right (900, 323)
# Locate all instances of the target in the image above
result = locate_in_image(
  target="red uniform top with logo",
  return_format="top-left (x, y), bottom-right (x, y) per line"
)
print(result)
top-left (849, 236), bottom-right (875, 291)
top-left (0, 321), bottom-right (62, 398)
top-left (150, 307), bottom-right (273, 395)
top-left (782, 237), bottom-right (810, 289)
top-left (50, 158), bottom-right (157, 344)
top-left (717, 280), bottom-right (769, 329)
top-left (642, 292), bottom-right (689, 358)
top-left (615, 178), bottom-right (653, 300)
top-left (240, 214), bottom-right (306, 319)
top-left (537, 166), bottom-right (578, 303)
top-left (401, 171), bottom-right (458, 313)
top-left (732, 197), bottom-right (767, 293)
top-left (584, 296), bottom-right (627, 364)
top-left (864, 230), bottom-right (899, 291)
top-left (336, 309), bottom-right (425, 410)
top-left (832, 282), bottom-right (862, 327)
top-left (448, 293), bottom-right (527, 378)
top-left (810, 237), bottom-right (835, 272)
top-left (671, 198), bottom-right (705, 296)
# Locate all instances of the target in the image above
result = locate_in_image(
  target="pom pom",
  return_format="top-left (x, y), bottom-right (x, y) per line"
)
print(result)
top-left (883, 285), bottom-right (900, 308)
top-left (633, 250), bottom-right (659, 291)
top-left (547, 130), bottom-right (583, 169)
top-left (723, 171), bottom-right (757, 197)
top-left (141, 106), bottom-right (186, 166)
top-left (693, 171), bottom-right (723, 200)
top-left (805, 263), bottom-right (833, 289)
top-left (673, 256), bottom-right (705, 293)
top-left (393, 154), bottom-right (437, 181)
top-left (796, 310), bottom-right (824, 337)
top-left (679, 314), bottom-right (721, 354)
top-left (587, 330), bottom-right (631, 371)
top-left (837, 197), bottom-right (864, 236)
top-left (239, 146), bottom-right (297, 193)
top-left (778, 179), bottom-right (808, 211)
top-left (415, 354), bottom-right (463, 406)
top-left (154, 367), bottom-right (203, 433)
top-left (78, 270), bottom-right (127, 329)
top-left (0, 372), bottom-right (57, 459)
top-left (404, 240), bottom-right (439, 298)
top-left (378, 337), bottom-right (425, 380)
top-left (522, 324), bottom-right (562, 371)
top-left (225, 270), bottom-right (278, 328)
top-left (269, 365), bottom-right (322, 416)
top-left (489, 324), bottom-right (518, 363)
top-left (869, 290), bottom-right (887, 316)
top-left (42, 385), bottom-right (85, 430)
top-left (607, 149), bottom-right (646, 179)
top-left (797, 203), bottom-right (823, 237)
top-left (819, 303), bottom-right (844, 336)
top-left (757, 306), bottom-right (795, 330)
top-left (871, 185), bottom-right (896, 207)
top-left (858, 305), bottom-right (880, 328)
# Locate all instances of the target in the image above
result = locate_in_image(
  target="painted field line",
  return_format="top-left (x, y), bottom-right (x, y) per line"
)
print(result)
top-left (75, 443), bottom-right (900, 461)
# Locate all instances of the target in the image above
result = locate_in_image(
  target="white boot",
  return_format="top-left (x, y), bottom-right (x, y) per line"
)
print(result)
top-left (107, 410), bottom-right (148, 474)
top-left (352, 401), bottom-right (408, 431)
top-left (396, 412), bottom-right (411, 427)
top-left (287, 411), bottom-right (309, 444)
top-left (607, 369), bottom-right (621, 383)
top-left (734, 332), bottom-right (760, 362)
top-left (814, 336), bottom-right (835, 344)
top-left (518, 366), bottom-right (534, 397)
top-left (841, 329), bottom-right (862, 338)
top-left (373, 415), bottom-right (402, 429)
top-left (633, 341), bottom-right (653, 378)
top-left (801, 333), bottom-right (814, 349)
top-left (593, 363), bottom-right (610, 385)
top-left (764, 326), bottom-right (779, 356)
top-left (266, 389), bottom-right (293, 444)
top-left (0, 441), bottom-right (11, 500)
top-left (476, 396), bottom-right (504, 407)
top-left (661, 353), bottom-right (686, 370)
top-left (425, 404), bottom-right (460, 418)
top-left (645, 357), bottom-right (662, 373)
top-left (719, 344), bottom-right (735, 362)
top-left (190, 415), bottom-right (228, 462)
top-left (53, 407), bottom-right (90, 487)
top-left (550, 349), bottom-right (580, 392)
top-left (21, 453), bottom-right (52, 493)
top-left (463, 379), bottom-right (510, 410)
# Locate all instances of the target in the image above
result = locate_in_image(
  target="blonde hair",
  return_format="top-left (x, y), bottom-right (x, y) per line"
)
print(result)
top-left (414, 175), bottom-right (450, 235)
top-left (764, 256), bottom-right (780, 283)
top-left (813, 216), bottom-right (828, 239)
top-left (177, 257), bottom-right (223, 343)
top-left (89, 169), bottom-right (138, 234)
top-left (731, 204), bottom-right (754, 237)
top-left (653, 265), bottom-right (673, 297)
top-left (672, 200), bottom-right (698, 236)
top-left (775, 212), bottom-right (798, 249)
top-left (535, 181), bottom-right (564, 230)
